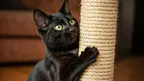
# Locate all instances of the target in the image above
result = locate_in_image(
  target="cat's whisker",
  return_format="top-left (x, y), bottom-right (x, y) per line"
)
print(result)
top-left (62, 43), bottom-right (64, 56)
top-left (66, 41), bottom-right (68, 52)
top-left (67, 41), bottom-right (70, 49)
top-left (61, 38), bottom-right (64, 56)
top-left (57, 41), bottom-right (63, 52)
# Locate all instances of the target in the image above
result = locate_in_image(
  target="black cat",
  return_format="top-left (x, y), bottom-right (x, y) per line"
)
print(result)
top-left (28, 0), bottom-right (99, 81)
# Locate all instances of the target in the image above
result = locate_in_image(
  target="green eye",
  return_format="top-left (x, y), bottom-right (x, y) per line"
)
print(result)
top-left (54, 25), bottom-right (63, 31)
top-left (69, 20), bottom-right (75, 25)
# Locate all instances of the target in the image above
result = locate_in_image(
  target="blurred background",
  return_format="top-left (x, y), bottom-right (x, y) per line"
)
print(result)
top-left (0, 0), bottom-right (144, 81)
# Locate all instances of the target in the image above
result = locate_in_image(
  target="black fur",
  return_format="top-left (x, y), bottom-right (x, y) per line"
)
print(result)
top-left (28, 0), bottom-right (99, 81)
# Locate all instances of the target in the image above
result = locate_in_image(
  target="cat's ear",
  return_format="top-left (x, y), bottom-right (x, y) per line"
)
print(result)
top-left (59, 0), bottom-right (71, 14)
top-left (33, 9), bottom-right (51, 29)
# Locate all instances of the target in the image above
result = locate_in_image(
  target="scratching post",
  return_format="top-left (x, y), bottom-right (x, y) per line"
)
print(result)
top-left (79, 0), bottom-right (118, 81)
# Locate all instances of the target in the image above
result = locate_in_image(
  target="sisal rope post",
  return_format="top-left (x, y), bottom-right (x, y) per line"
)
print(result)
top-left (79, 0), bottom-right (118, 81)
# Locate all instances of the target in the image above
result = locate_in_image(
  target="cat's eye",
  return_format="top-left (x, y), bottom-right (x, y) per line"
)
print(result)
top-left (54, 25), bottom-right (63, 31)
top-left (69, 20), bottom-right (76, 25)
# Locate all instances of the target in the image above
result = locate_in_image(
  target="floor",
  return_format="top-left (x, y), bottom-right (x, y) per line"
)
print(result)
top-left (0, 64), bottom-right (33, 81)
top-left (0, 56), bottom-right (144, 81)
top-left (114, 56), bottom-right (144, 81)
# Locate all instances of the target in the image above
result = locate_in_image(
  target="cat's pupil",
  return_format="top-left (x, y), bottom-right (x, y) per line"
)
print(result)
top-left (54, 25), bottom-right (63, 31)
top-left (58, 26), bottom-right (61, 28)
top-left (70, 20), bottom-right (75, 25)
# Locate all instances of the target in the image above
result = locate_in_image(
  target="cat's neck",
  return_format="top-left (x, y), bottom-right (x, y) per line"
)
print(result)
top-left (45, 47), bottom-right (78, 60)
top-left (46, 47), bottom-right (78, 55)
top-left (44, 48), bottom-right (78, 64)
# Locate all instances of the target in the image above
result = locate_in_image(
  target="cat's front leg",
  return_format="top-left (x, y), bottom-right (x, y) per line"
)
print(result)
top-left (79, 47), bottom-right (99, 64)
top-left (62, 46), bottom-right (99, 81)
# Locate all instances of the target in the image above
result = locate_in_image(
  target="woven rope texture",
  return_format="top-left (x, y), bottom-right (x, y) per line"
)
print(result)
top-left (79, 0), bottom-right (118, 81)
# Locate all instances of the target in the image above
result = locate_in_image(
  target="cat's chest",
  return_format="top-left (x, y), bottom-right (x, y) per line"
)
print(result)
top-left (55, 49), bottom-right (78, 65)
top-left (57, 53), bottom-right (77, 63)
top-left (55, 48), bottom-right (77, 58)
top-left (57, 54), bottom-right (77, 71)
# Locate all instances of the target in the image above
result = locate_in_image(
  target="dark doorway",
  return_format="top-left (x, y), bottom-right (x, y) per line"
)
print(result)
top-left (132, 0), bottom-right (144, 55)
top-left (0, 0), bottom-right (25, 10)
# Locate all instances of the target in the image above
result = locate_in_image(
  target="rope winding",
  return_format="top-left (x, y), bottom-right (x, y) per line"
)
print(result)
top-left (79, 0), bottom-right (118, 81)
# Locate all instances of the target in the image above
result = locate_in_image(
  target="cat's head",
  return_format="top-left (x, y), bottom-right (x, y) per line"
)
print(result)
top-left (33, 0), bottom-right (79, 51)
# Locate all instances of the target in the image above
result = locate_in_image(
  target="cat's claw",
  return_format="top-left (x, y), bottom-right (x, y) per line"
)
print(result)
top-left (80, 46), bottom-right (99, 62)
top-left (85, 46), bottom-right (99, 57)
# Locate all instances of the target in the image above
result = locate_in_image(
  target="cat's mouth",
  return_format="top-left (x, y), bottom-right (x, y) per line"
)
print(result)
top-left (65, 34), bottom-right (77, 42)
top-left (46, 35), bottom-right (78, 51)
top-left (64, 37), bottom-right (79, 48)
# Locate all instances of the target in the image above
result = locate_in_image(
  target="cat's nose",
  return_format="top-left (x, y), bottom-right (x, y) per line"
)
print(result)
top-left (65, 27), bottom-right (70, 31)
top-left (64, 27), bottom-right (74, 32)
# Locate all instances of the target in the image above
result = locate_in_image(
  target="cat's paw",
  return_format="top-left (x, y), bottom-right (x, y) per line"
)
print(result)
top-left (80, 46), bottom-right (99, 63)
